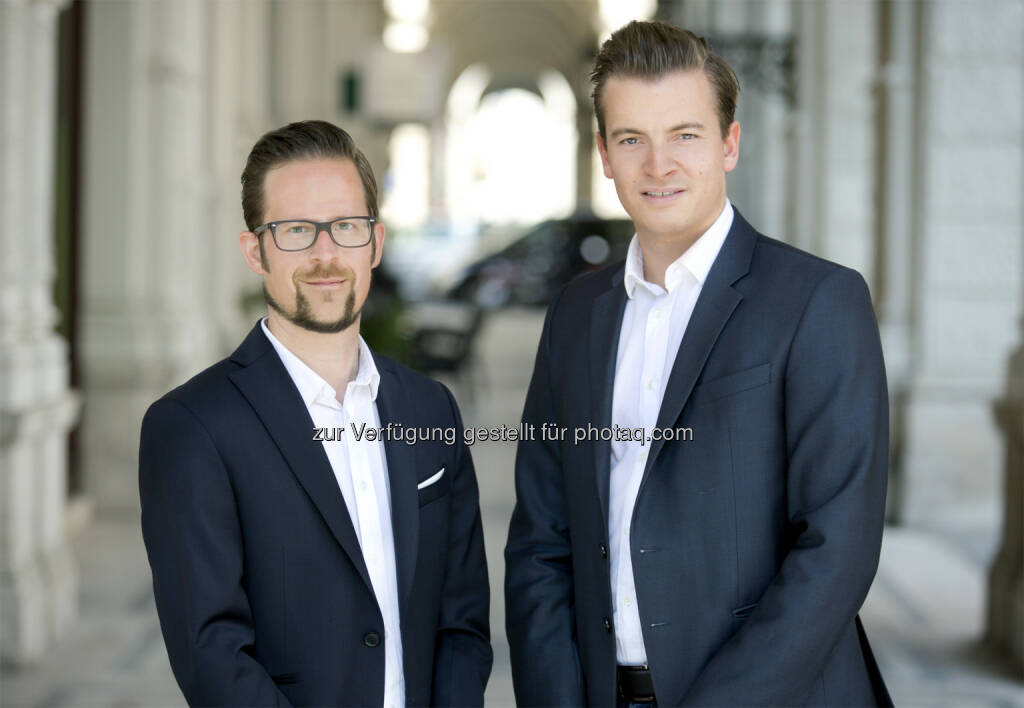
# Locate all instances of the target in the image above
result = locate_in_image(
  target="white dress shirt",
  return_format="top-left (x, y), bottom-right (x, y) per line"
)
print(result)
top-left (261, 319), bottom-right (405, 708)
top-left (608, 201), bottom-right (734, 665)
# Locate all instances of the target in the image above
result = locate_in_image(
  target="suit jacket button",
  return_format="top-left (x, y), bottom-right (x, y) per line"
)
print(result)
top-left (599, 543), bottom-right (607, 559)
top-left (603, 617), bottom-right (612, 632)
top-left (364, 631), bottom-right (381, 647)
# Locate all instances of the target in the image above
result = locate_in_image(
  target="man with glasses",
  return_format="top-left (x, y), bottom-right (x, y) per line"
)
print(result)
top-left (139, 120), bottom-right (491, 707)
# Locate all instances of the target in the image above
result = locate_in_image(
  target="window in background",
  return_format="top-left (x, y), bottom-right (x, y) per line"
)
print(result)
top-left (382, 123), bottom-right (430, 229)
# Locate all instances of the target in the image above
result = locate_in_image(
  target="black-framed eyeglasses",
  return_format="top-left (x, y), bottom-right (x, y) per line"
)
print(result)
top-left (253, 216), bottom-right (376, 251)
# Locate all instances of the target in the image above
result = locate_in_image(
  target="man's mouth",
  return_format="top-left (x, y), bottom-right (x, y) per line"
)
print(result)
top-left (643, 189), bottom-right (684, 197)
top-left (304, 279), bottom-right (345, 286)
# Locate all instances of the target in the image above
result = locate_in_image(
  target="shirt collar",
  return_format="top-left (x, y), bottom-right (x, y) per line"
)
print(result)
top-left (260, 317), bottom-right (380, 406)
top-left (623, 199), bottom-right (734, 298)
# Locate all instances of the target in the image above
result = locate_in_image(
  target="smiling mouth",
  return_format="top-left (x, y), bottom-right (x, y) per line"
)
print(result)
top-left (303, 279), bottom-right (346, 287)
top-left (643, 189), bottom-right (684, 197)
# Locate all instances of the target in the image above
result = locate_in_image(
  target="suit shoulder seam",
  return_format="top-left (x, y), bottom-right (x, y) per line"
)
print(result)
top-left (148, 396), bottom-right (227, 465)
top-left (753, 235), bottom-right (848, 273)
top-left (783, 268), bottom-right (863, 376)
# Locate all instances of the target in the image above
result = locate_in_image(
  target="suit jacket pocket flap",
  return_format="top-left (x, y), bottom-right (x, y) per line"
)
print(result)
top-left (731, 602), bottom-right (759, 619)
top-left (417, 466), bottom-right (452, 506)
top-left (692, 363), bottom-right (771, 405)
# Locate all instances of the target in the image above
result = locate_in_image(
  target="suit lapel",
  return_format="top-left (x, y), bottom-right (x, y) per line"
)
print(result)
top-left (227, 324), bottom-right (373, 593)
top-left (642, 211), bottom-right (758, 478)
top-left (590, 266), bottom-right (628, 525)
top-left (372, 355), bottom-right (419, 618)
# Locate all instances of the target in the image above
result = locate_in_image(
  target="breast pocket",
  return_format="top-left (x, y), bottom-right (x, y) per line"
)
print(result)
top-left (690, 363), bottom-right (771, 406)
top-left (417, 466), bottom-right (452, 506)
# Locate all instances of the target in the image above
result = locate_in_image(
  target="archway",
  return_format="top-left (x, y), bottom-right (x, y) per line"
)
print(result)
top-left (445, 64), bottom-right (577, 228)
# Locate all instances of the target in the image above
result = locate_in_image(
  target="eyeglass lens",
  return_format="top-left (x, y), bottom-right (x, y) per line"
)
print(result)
top-left (273, 219), bottom-right (371, 250)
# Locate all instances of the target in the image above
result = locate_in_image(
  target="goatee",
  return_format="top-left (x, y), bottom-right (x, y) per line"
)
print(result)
top-left (264, 282), bottom-right (361, 334)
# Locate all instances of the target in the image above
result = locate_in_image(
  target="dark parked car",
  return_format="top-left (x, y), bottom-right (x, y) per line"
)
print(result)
top-left (446, 217), bottom-right (634, 308)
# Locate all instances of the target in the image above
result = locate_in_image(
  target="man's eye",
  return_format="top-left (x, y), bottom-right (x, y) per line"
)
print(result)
top-left (620, 137), bottom-right (639, 145)
top-left (334, 221), bottom-right (354, 231)
top-left (678, 133), bottom-right (697, 140)
top-left (289, 225), bottom-right (311, 234)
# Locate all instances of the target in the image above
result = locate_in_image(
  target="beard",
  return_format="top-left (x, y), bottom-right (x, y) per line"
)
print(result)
top-left (264, 264), bottom-right (368, 334)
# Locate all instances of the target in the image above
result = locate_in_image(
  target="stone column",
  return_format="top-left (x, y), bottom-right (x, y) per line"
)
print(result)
top-left (875, 0), bottom-right (920, 521)
top-left (987, 312), bottom-right (1024, 671)
top-left (700, 0), bottom-right (792, 240)
top-left (789, 0), bottom-right (878, 283)
top-left (79, 0), bottom-right (221, 510)
top-left (272, 0), bottom-right (330, 125)
top-left (271, 0), bottom-right (383, 168)
top-left (576, 100), bottom-right (594, 214)
top-left (207, 0), bottom-right (271, 349)
top-left (900, 0), bottom-right (1023, 526)
top-left (430, 121), bottom-right (448, 220)
top-left (743, 0), bottom-right (792, 241)
top-left (0, 0), bottom-right (80, 664)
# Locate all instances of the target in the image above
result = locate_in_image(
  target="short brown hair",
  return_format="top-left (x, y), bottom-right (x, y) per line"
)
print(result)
top-left (240, 120), bottom-right (379, 231)
top-left (591, 20), bottom-right (740, 140)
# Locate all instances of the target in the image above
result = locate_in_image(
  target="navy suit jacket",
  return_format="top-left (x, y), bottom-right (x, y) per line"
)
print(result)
top-left (140, 323), bottom-right (492, 707)
top-left (505, 211), bottom-right (892, 706)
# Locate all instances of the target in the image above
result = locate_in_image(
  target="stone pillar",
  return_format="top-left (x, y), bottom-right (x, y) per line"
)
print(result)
top-left (430, 121), bottom-right (448, 220)
top-left (900, 0), bottom-right (1023, 526)
top-left (207, 0), bottom-right (271, 348)
top-left (742, 0), bottom-right (792, 241)
top-left (79, 0), bottom-right (222, 510)
top-left (987, 316), bottom-right (1024, 670)
top-left (789, 0), bottom-right (878, 283)
top-left (576, 101), bottom-right (594, 214)
top-left (272, 0), bottom-right (383, 168)
top-left (758, 0), bottom-right (792, 242)
top-left (875, 0), bottom-right (920, 521)
top-left (0, 0), bottom-right (80, 664)
top-left (701, 0), bottom-right (793, 240)
top-left (669, 0), bottom-right (713, 29)
top-left (272, 0), bottom-right (330, 125)
top-left (574, 22), bottom-right (597, 216)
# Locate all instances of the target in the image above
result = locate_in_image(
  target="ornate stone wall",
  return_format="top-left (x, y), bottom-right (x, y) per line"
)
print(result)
top-left (0, 0), bottom-right (79, 664)
top-left (900, 0), bottom-right (1023, 527)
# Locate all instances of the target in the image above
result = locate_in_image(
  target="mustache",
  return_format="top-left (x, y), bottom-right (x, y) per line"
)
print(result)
top-left (295, 264), bottom-right (354, 281)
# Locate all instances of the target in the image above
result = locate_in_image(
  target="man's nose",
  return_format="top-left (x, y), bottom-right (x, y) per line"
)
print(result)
top-left (645, 145), bottom-right (676, 177)
top-left (309, 227), bottom-right (339, 256)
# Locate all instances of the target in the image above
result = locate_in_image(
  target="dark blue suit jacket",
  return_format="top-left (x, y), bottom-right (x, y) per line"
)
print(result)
top-left (140, 323), bottom-right (492, 706)
top-left (505, 211), bottom-right (892, 706)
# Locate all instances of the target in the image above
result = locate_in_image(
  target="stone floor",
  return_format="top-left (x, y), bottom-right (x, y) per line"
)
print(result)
top-left (3, 309), bottom-right (1022, 707)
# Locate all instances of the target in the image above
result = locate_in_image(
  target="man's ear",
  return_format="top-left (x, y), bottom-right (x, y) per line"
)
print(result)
top-left (370, 221), bottom-right (386, 269)
top-left (239, 231), bottom-right (266, 274)
top-left (597, 131), bottom-right (614, 179)
top-left (723, 120), bottom-right (741, 173)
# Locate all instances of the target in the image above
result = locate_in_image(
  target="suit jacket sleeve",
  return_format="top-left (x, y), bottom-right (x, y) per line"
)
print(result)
top-left (681, 268), bottom-right (889, 706)
top-left (431, 384), bottom-right (493, 707)
top-left (139, 397), bottom-right (291, 707)
top-left (504, 289), bottom-right (588, 707)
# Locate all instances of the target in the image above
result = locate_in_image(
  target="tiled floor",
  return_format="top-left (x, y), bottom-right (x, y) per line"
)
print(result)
top-left (4, 309), bottom-right (1021, 707)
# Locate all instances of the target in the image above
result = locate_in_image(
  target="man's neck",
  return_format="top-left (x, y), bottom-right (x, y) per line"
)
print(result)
top-left (265, 312), bottom-right (361, 397)
top-left (637, 201), bottom-right (726, 288)
top-left (637, 234), bottom-right (698, 289)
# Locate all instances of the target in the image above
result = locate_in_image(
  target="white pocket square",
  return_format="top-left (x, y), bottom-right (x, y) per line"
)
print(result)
top-left (417, 467), bottom-right (445, 490)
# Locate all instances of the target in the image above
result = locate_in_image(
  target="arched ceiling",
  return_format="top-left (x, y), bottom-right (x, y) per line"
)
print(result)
top-left (432, 0), bottom-right (601, 104)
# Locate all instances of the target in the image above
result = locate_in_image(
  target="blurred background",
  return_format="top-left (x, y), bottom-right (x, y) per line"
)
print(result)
top-left (1, 0), bottom-right (1022, 705)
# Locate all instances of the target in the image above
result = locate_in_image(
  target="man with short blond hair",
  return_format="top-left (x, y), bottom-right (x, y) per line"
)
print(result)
top-left (506, 21), bottom-right (891, 707)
